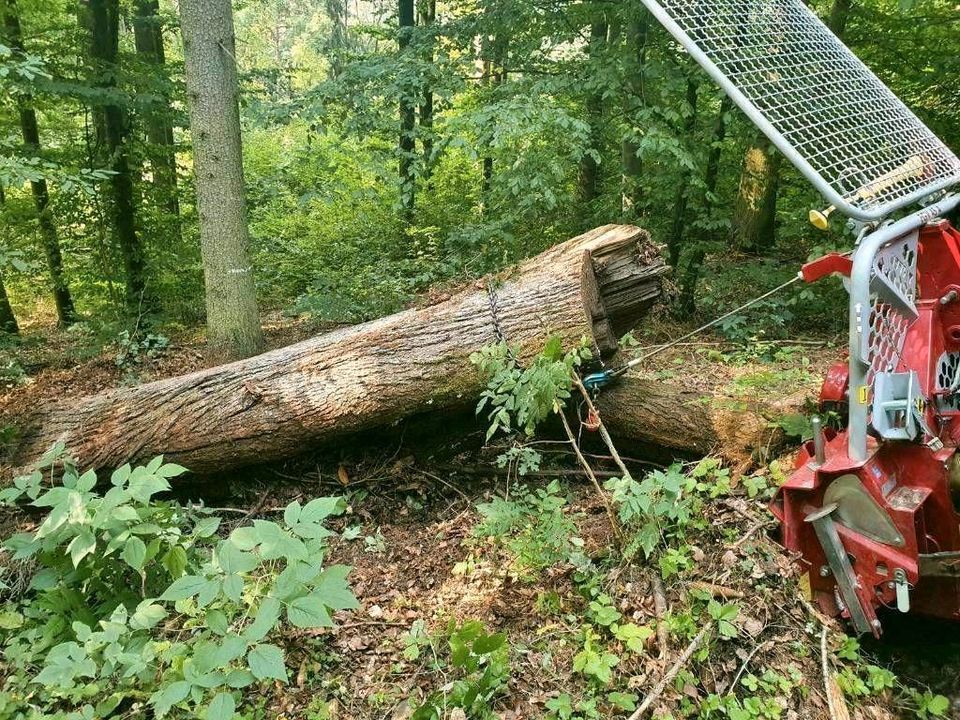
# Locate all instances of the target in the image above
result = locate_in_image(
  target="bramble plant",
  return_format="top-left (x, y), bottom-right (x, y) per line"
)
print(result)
top-left (0, 446), bottom-right (358, 719)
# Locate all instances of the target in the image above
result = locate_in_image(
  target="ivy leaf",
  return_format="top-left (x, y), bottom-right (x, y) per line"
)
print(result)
top-left (206, 692), bottom-right (235, 720)
top-left (247, 643), bottom-right (287, 682)
top-left (287, 594), bottom-right (333, 628)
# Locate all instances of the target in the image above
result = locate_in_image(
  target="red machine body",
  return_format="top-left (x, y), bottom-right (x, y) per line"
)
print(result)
top-left (773, 221), bottom-right (960, 634)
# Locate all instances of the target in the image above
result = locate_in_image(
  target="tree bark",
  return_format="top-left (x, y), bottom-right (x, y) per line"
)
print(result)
top-left (417, 0), bottom-right (435, 184)
top-left (620, 13), bottom-right (649, 217)
top-left (90, 0), bottom-right (147, 312)
top-left (10, 226), bottom-right (667, 476)
top-left (2, 0), bottom-right (77, 326)
top-left (598, 375), bottom-right (790, 465)
top-left (828, 0), bottom-right (853, 36)
top-left (0, 271), bottom-right (18, 335)
top-left (667, 75), bottom-right (699, 269)
top-left (398, 0), bottom-right (416, 222)
top-left (132, 0), bottom-right (180, 228)
top-left (180, 0), bottom-right (264, 360)
top-left (578, 18), bottom-right (608, 211)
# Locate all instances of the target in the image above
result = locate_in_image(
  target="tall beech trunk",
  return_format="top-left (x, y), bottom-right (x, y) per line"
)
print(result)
top-left (10, 226), bottom-right (667, 476)
top-left (2, 0), bottom-right (76, 326)
top-left (417, 0), bottom-right (435, 184)
top-left (90, 0), bottom-right (147, 311)
top-left (578, 18), bottom-right (608, 210)
top-left (132, 0), bottom-right (180, 226)
top-left (180, 0), bottom-right (264, 360)
top-left (398, 0), bottom-right (416, 221)
top-left (0, 183), bottom-right (18, 334)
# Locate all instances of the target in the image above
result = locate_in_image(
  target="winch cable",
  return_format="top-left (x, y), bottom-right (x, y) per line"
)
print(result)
top-left (583, 273), bottom-right (805, 393)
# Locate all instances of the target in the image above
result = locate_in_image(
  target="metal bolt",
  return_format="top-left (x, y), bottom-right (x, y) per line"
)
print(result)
top-left (872, 619), bottom-right (882, 630)
top-left (820, 565), bottom-right (831, 577)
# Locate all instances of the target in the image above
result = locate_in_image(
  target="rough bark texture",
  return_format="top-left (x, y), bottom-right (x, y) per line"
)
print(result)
top-left (417, 0), bottom-right (435, 183)
top-left (2, 0), bottom-right (76, 326)
top-left (578, 18), bottom-right (608, 210)
top-left (398, 0), bottom-right (416, 220)
top-left (133, 0), bottom-right (180, 225)
top-left (10, 226), bottom-right (666, 477)
top-left (599, 376), bottom-right (789, 464)
top-left (180, 0), bottom-right (264, 359)
top-left (0, 270), bottom-right (18, 335)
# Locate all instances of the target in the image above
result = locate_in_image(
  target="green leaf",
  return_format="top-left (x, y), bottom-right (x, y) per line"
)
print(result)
top-left (206, 692), bottom-right (235, 720)
top-left (244, 596), bottom-right (281, 642)
top-left (150, 680), bottom-right (190, 717)
top-left (158, 463), bottom-right (189, 478)
top-left (161, 574), bottom-right (209, 601)
top-left (121, 536), bottom-right (147, 570)
top-left (314, 565), bottom-right (359, 610)
top-left (131, 601), bottom-right (167, 630)
top-left (222, 574), bottom-right (243, 603)
top-left (206, 609), bottom-right (230, 635)
top-left (128, 472), bottom-right (170, 503)
top-left (67, 529), bottom-right (96, 567)
top-left (298, 497), bottom-right (341, 524)
top-left (111, 464), bottom-right (131, 486)
top-left (162, 546), bottom-right (188, 579)
top-left (218, 541), bottom-right (258, 574)
top-left (247, 643), bottom-right (287, 682)
top-left (287, 594), bottom-right (333, 628)
top-left (194, 516), bottom-right (222, 538)
top-left (283, 501), bottom-right (301, 526)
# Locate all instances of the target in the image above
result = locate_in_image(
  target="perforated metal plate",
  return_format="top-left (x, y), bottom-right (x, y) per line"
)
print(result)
top-left (641, 0), bottom-right (960, 220)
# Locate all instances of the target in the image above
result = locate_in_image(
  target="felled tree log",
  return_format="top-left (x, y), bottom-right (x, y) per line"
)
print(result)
top-left (598, 377), bottom-right (793, 464)
top-left (9, 225), bottom-right (667, 476)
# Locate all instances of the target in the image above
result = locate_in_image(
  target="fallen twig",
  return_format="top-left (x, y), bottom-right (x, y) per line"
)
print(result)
top-left (821, 625), bottom-right (851, 720)
top-left (651, 575), bottom-right (670, 659)
top-left (688, 581), bottom-right (744, 600)
top-left (629, 623), bottom-right (712, 720)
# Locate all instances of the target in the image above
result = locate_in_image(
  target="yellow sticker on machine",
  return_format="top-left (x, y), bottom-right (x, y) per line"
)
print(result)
top-left (858, 385), bottom-right (870, 404)
top-left (799, 572), bottom-right (812, 601)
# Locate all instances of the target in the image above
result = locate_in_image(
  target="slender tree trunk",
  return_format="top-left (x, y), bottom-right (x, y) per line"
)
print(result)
top-left (578, 18), bottom-right (608, 210)
top-left (2, 0), bottom-right (76, 326)
top-left (90, 0), bottom-right (147, 312)
top-left (732, 130), bottom-right (780, 254)
top-left (678, 95), bottom-right (731, 317)
top-left (667, 76), bottom-right (699, 268)
top-left (132, 0), bottom-right (180, 228)
top-left (828, 0), bottom-right (853, 36)
top-left (417, 0), bottom-right (435, 185)
top-left (0, 182), bottom-right (19, 335)
top-left (324, 0), bottom-right (349, 78)
top-left (620, 13), bottom-right (650, 217)
top-left (398, 0), bottom-right (416, 222)
top-left (180, 0), bottom-right (264, 359)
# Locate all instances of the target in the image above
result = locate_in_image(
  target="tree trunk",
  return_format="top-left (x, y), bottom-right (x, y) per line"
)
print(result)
top-left (732, 130), bottom-right (779, 254)
top-left (180, 0), bottom-right (264, 360)
top-left (578, 18), bottom-right (608, 211)
top-left (417, 0), bottom-right (435, 185)
top-left (10, 226), bottom-right (667, 476)
top-left (598, 375), bottom-right (790, 465)
top-left (2, 0), bottom-right (77, 326)
top-left (132, 0), bottom-right (180, 228)
top-left (325, 0), bottom-right (349, 78)
top-left (667, 75), bottom-right (699, 268)
top-left (398, 0), bottom-right (416, 222)
top-left (678, 94), bottom-right (731, 318)
top-left (0, 271), bottom-right (18, 335)
top-left (90, 0), bottom-right (147, 312)
top-left (621, 13), bottom-right (649, 217)
top-left (828, 0), bottom-right (853, 36)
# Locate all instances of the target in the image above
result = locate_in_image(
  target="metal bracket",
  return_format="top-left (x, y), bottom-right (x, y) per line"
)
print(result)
top-left (805, 504), bottom-right (873, 635)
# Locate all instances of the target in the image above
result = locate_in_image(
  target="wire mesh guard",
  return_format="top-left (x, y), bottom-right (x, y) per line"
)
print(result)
top-left (643, 0), bottom-right (960, 219)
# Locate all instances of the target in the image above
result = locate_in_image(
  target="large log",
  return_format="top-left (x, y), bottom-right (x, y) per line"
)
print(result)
top-left (9, 225), bottom-right (667, 476)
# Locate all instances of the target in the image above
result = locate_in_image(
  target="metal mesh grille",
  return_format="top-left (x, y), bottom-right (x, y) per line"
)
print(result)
top-left (863, 236), bottom-right (918, 385)
top-left (936, 352), bottom-right (960, 411)
top-left (644, 0), bottom-right (960, 218)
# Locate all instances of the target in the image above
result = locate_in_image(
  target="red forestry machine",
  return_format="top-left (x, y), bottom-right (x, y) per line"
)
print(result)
top-left (641, 0), bottom-right (960, 635)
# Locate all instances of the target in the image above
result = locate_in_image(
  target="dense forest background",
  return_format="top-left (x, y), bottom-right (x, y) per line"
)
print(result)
top-left (0, 0), bottom-right (957, 350)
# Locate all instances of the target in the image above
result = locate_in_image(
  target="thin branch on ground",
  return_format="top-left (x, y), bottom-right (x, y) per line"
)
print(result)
top-left (629, 623), bottom-right (712, 720)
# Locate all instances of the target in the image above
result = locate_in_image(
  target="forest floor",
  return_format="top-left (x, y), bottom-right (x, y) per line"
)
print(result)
top-left (0, 317), bottom-right (958, 719)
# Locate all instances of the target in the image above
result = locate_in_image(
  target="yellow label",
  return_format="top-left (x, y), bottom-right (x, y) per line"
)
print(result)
top-left (858, 385), bottom-right (870, 404)
top-left (799, 572), bottom-right (812, 601)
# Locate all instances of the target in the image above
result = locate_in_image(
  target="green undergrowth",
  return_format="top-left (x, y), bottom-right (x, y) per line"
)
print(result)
top-left (0, 444), bottom-right (359, 720)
